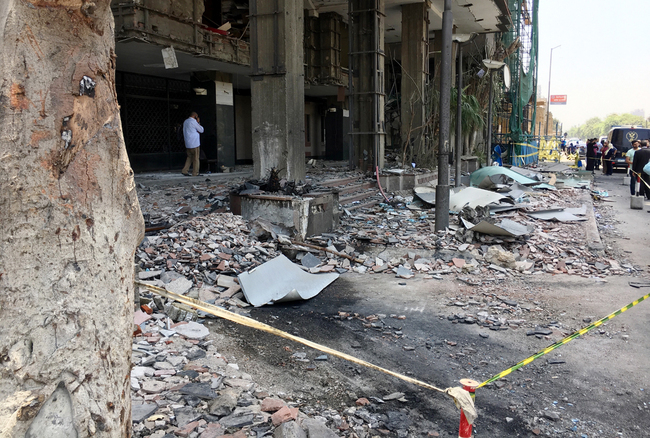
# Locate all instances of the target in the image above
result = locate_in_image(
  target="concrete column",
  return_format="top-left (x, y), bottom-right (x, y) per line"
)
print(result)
top-left (400, 2), bottom-right (428, 155)
top-left (350, 0), bottom-right (385, 170)
top-left (250, 0), bottom-right (305, 180)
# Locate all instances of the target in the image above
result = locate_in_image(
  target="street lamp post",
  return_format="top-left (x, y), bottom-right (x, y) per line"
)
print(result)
top-left (482, 59), bottom-right (505, 167)
top-left (435, 0), bottom-right (453, 232)
top-left (545, 45), bottom-right (561, 136)
top-left (453, 33), bottom-right (477, 187)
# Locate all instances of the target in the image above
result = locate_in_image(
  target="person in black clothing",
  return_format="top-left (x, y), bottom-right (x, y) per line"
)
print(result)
top-left (632, 143), bottom-right (650, 199)
top-left (585, 138), bottom-right (597, 171)
top-left (601, 140), bottom-right (616, 175)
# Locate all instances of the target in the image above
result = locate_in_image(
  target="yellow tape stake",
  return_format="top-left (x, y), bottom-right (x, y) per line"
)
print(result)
top-left (478, 291), bottom-right (650, 388)
top-left (135, 281), bottom-right (447, 394)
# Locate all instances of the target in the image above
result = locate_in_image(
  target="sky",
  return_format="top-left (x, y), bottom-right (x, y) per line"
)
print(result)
top-left (537, 0), bottom-right (650, 130)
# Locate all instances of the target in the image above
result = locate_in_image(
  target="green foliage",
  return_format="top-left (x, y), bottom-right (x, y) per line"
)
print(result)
top-left (450, 86), bottom-right (486, 135)
top-left (567, 113), bottom-right (646, 138)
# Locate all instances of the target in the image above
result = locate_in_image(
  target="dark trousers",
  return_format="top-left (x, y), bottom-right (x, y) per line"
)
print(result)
top-left (630, 169), bottom-right (636, 195)
top-left (641, 173), bottom-right (650, 199)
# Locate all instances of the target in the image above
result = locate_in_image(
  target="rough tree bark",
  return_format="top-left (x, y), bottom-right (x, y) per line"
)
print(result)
top-left (0, 1), bottom-right (143, 437)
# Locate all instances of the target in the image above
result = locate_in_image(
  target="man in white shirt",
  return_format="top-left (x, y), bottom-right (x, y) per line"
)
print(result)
top-left (626, 140), bottom-right (641, 195)
top-left (181, 112), bottom-right (204, 176)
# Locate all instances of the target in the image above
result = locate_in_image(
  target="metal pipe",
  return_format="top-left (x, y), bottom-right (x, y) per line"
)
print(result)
top-left (486, 68), bottom-right (494, 166)
top-left (251, 0), bottom-right (259, 74)
top-left (435, 0), bottom-right (452, 232)
top-left (273, 0), bottom-right (280, 74)
top-left (373, 3), bottom-right (379, 171)
top-left (348, 0), bottom-right (354, 170)
top-left (455, 43), bottom-right (463, 187)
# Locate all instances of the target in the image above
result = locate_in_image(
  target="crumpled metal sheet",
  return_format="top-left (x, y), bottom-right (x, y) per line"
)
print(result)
top-left (556, 177), bottom-right (591, 188)
top-left (413, 186), bottom-right (436, 205)
top-left (477, 173), bottom-right (513, 191)
top-left (238, 255), bottom-right (339, 307)
top-left (508, 166), bottom-right (544, 181)
top-left (526, 207), bottom-right (587, 222)
top-left (449, 187), bottom-right (513, 212)
top-left (461, 217), bottom-right (534, 237)
top-left (471, 167), bottom-right (540, 187)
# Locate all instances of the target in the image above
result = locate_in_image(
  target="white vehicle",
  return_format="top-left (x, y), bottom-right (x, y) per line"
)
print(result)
top-left (567, 137), bottom-right (585, 148)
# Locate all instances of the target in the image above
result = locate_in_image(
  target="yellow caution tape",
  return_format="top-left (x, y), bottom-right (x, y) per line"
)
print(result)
top-left (512, 151), bottom-right (539, 158)
top-left (511, 143), bottom-right (541, 159)
top-left (478, 290), bottom-right (650, 388)
top-left (135, 281), bottom-right (447, 394)
top-left (513, 142), bottom-right (540, 150)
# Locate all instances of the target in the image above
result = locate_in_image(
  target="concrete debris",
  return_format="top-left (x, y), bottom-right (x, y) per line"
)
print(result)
top-left (484, 246), bottom-right (518, 269)
top-left (138, 164), bottom-right (622, 293)
top-left (173, 321), bottom-right (210, 340)
top-left (130, 306), bottom-right (418, 438)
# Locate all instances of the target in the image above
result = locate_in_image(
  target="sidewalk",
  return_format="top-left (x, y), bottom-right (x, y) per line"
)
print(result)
top-left (592, 171), bottom-right (650, 268)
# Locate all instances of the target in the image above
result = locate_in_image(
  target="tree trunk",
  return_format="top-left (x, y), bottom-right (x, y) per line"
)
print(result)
top-left (0, 1), bottom-right (143, 437)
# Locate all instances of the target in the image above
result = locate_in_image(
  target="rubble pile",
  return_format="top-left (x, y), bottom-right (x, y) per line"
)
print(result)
top-left (131, 313), bottom-right (424, 438)
top-left (332, 186), bottom-right (635, 279)
top-left (138, 181), bottom-right (240, 230)
top-left (135, 182), bottom-right (638, 318)
top-left (137, 213), bottom-right (280, 286)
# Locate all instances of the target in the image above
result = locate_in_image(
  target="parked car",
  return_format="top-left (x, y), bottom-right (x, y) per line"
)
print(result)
top-left (607, 127), bottom-right (650, 169)
top-left (567, 138), bottom-right (585, 156)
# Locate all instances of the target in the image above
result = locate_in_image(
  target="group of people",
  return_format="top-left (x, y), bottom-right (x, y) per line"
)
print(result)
top-left (626, 139), bottom-right (650, 199)
top-left (561, 139), bottom-right (581, 155)
top-left (585, 138), bottom-right (616, 175)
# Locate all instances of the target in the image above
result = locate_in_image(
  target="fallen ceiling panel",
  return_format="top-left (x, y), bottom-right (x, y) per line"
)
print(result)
top-left (461, 217), bottom-right (534, 237)
top-left (238, 255), bottom-right (339, 307)
top-left (449, 186), bottom-right (513, 212)
top-left (526, 208), bottom-right (587, 222)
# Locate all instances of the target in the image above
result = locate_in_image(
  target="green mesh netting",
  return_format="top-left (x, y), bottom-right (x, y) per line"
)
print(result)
top-left (502, 0), bottom-right (538, 145)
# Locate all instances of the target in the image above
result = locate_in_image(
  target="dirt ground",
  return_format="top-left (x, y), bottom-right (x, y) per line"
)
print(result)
top-left (135, 167), bottom-right (650, 437)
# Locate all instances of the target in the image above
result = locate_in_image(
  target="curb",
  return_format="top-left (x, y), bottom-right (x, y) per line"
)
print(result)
top-left (583, 191), bottom-right (604, 251)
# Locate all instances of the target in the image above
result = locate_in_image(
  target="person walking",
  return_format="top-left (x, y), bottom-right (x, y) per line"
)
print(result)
top-left (181, 111), bottom-right (204, 176)
top-left (632, 140), bottom-right (650, 199)
top-left (625, 140), bottom-right (641, 195)
top-left (601, 140), bottom-right (616, 176)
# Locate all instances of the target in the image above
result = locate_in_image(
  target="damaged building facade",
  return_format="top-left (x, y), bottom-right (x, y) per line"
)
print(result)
top-left (111, 0), bottom-right (512, 178)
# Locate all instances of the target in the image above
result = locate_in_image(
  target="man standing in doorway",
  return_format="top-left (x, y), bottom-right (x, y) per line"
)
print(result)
top-left (182, 111), bottom-right (204, 176)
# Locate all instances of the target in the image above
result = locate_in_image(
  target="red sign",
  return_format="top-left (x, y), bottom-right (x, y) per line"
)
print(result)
top-left (550, 95), bottom-right (567, 105)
